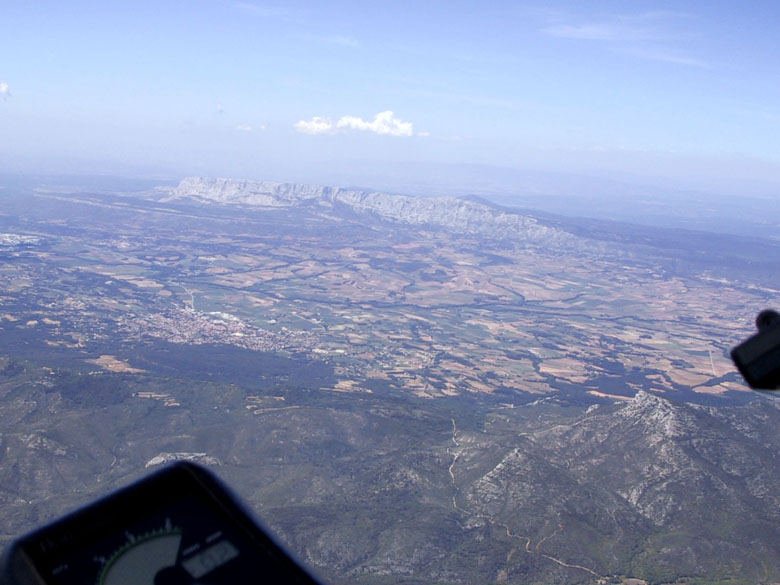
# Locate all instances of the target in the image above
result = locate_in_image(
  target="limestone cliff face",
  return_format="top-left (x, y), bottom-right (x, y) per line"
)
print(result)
top-left (166, 176), bottom-right (580, 247)
top-left (168, 177), bottom-right (337, 206)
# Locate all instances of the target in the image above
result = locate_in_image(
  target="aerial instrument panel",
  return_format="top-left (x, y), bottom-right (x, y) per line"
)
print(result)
top-left (0, 462), bottom-right (322, 585)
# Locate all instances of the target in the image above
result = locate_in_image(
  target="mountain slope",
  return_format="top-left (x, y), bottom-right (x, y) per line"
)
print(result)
top-left (450, 391), bottom-right (780, 583)
top-left (163, 176), bottom-right (583, 248)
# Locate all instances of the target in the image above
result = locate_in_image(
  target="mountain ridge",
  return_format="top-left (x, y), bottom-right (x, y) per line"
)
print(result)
top-left (163, 176), bottom-right (583, 248)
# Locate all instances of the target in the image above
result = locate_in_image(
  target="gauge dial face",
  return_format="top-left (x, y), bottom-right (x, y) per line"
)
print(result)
top-left (30, 494), bottom-right (251, 585)
top-left (98, 529), bottom-right (182, 585)
top-left (16, 465), bottom-right (320, 585)
top-left (88, 511), bottom-right (242, 585)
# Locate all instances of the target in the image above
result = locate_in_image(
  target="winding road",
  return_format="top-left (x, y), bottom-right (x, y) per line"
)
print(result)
top-left (446, 418), bottom-right (605, 583)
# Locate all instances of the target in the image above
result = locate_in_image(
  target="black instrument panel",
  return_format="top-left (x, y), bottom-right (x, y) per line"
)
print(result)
top-left (0, 462), bottom-right (322, 585)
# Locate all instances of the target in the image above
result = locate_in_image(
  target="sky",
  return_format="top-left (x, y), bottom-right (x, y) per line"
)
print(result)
top-left (3, 1), bottom-right (780, 197)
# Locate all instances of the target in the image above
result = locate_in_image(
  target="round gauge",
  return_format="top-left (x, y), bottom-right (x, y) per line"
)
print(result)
top-left (8, 464), bottom-right (318, 585)
top-left (98, 528), bottom-right (182, 585)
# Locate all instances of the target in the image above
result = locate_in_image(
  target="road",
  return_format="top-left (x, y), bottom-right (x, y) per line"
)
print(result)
top-left (447, 418), bottom-right (605, 583)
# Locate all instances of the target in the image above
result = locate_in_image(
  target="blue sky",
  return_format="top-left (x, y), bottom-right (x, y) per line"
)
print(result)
top-left (2, 1), bottom-right (780, 195)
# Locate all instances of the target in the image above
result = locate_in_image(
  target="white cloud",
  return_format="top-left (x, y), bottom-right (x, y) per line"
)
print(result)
top-left (294, 111), bottom-right (415, 137)
top-left (216, 103), bottom-right (224, 114)
top-left (294, 116), bottom-right (337, 135)
top-left (0, 82), bottom-right (10, 99)
top-left (336, 111), bottom-right (413, 137)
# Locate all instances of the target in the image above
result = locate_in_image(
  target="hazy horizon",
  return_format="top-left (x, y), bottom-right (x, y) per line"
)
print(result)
top-left (3, 2), bottom-right (780, 199)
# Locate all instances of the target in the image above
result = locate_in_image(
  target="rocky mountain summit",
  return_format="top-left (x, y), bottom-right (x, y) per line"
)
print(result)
top-left (164, 176), bottom-right (580, 247)
top-left (239, 390), bottom-right (779, 585)
top-left (456, 391), bottom-right (780, 583)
